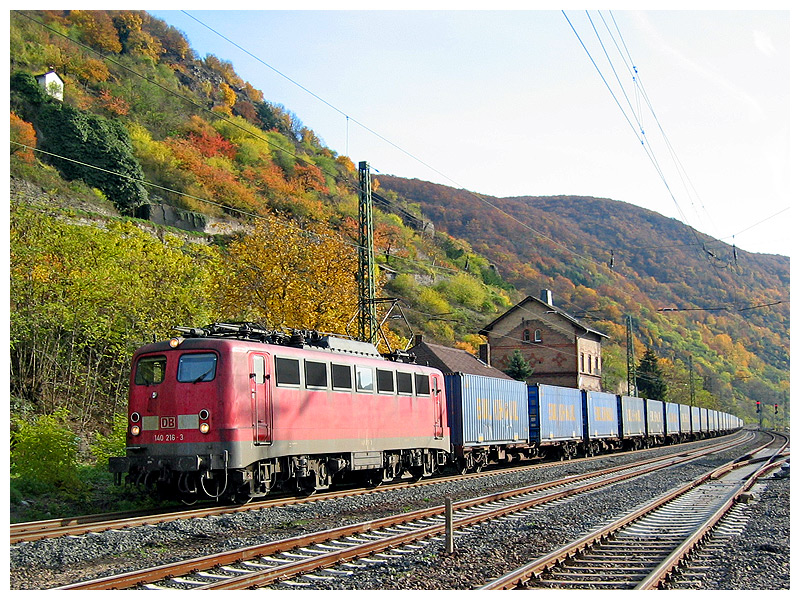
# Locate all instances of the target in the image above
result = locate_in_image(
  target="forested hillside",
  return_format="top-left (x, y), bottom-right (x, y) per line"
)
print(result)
top-left (9, 7), bottom-right (788, 480)
top-left (9, 10), bottom-right (515, 460)
top-left (377, 176), bottom-right (789, 424)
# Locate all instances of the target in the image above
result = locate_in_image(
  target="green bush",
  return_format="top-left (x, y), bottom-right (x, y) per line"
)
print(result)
top-left (435, 273), bottom-right (488, 311)
top-left (11, 408), bottom-right (81, 489)
top-left (90, 412), bottom-right (128, 467)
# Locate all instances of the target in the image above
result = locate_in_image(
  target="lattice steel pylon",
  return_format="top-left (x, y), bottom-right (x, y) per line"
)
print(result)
top-left (357, 161), bottom-right (378, 343)
top-left (626, 315), bottom-right (637, 396)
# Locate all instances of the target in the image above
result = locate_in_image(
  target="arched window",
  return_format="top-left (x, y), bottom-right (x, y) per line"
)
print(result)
top-left (523, 329), bottom-right (530, 342)
top-left (533, 329), bottom-right (542, 343)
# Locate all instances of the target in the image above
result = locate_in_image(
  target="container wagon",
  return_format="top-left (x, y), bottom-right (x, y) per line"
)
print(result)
top-left (679, 404), bottom-right (692, 441)
top-left (583, 390), bottom-right (621, 456)
top-left (529, 384), bottom-right (584, 460)
top-left (619, 395), bottom-right (646, 449)
top-left (664, 402), bottom-right (681, 444)
top-left (691, 406), bottom-right (701, 439)
top-left (444, 373), bottom-right (529, 472)
top-left (645, 399), bottom-right (666, 446)
top-left (700, 407), bottom-right (709, 437)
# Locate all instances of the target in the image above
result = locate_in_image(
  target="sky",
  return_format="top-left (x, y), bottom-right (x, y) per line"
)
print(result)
top-left (146, 7), bottom-right (792, 258)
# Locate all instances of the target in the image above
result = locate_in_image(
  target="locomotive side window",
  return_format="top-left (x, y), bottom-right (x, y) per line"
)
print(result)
top-left (331, 363), bottom-right (352, 390)
top-left (275, 357), bottom-right (301, 386)
top-left (415, 373), bottom-right (430, 396)
top-left (177, 353), bottom-right (217, 383)
top-left (134, 355), bottom-right (167, 385)
top-left (355, 366), bottom-right (374, 392)
top-left (377, 369), bottom-right (395, 393)
top-left (397, 371), bottom-right (413, 395)
top-left (305, 360), bottom-right (328, 389)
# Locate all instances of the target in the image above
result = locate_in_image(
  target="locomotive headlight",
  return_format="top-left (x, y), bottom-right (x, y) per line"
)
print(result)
top-left (169, 336), bottom-right (184, 348)
top-left (199, 422), bottom-right (210, 434)
top-left (130, 425), bottom-right (141, 436)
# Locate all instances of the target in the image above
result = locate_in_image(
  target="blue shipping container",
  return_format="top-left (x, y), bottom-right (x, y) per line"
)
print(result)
top-left (619, 396), bottom-right (646, 437)
top-left (665, 402), bottom-right (680, 436)
top-left (691, 406), bottom-right (701, 434)
top-left (444, 373), bottom-right (529, 447)
top-left (679, 404), bottom-right (691, 434)
top-left (529, 384), bottom-right (583, 443)
top-left (584, 391), bottom-right (619, 439)
top-left (646, 399), bottom-right (665, 437)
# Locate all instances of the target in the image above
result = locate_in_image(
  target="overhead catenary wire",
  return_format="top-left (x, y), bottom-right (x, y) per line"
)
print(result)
top-left (13, 10), bottom-right (785, 320)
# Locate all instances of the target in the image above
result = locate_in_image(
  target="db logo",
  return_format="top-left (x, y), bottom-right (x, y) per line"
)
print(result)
top-left (160, 416), bottom-right (177, 429)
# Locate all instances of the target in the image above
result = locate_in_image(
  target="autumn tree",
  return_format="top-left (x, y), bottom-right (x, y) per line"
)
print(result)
top-left (215, 213), bottom-right (359, 333)
top-left (68, 10), bottom-right (123, 54)
top-left (10, 112), bottom-right (37, 163)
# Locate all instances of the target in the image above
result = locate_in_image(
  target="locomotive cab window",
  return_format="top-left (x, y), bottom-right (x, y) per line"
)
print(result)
top-left (377, 369), bottom-right (395, 393)
top-left (397, 371), bottom-right (413, 395)
top-left (415, 373), bottom-right (430, 396)
top-left (331, 363), bottom-right (352, 391)
top-left (177, 353), bottom-right (217, 383)
top-left (355, 366), bottom-right (374, 392)
top-left (305, 360), bottom-right (328, 389)
top-left (275, 357), bottom-right (301, 386)
top-left (134, 355), bottom-right (167, 385)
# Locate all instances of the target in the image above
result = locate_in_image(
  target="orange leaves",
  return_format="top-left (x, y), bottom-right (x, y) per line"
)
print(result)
top-left (187, 130), bottom-right (237, 160)
top-left (292, 163), bottom-right (327, 193)
top-left (97, 89), bottom-right (129, 116)
top-left (10, 112), bottom-right (37, 163)
top-left (165, 137), bottom-right (259, 214)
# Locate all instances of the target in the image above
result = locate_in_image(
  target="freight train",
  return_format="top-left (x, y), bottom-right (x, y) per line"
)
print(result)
top-left (109, 323), bottom-right (743, 503)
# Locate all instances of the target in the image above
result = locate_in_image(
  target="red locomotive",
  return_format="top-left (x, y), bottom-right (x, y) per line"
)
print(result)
top-left (109, 323), bottom-right (450, 503)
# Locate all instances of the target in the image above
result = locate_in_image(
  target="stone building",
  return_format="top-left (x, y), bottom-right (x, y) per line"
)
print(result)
top-left (479, 290), bottom-right (608, 391)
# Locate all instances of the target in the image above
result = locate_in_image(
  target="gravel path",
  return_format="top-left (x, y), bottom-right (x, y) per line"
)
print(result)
top-left (10, 433), bottom-right (788, 590)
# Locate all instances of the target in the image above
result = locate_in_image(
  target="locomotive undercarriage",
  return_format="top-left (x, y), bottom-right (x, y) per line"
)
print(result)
top-left (121, 447), bottom-right (448, 503)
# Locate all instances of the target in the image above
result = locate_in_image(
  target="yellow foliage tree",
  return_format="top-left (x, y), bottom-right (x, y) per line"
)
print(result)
top-left (215, 214), bottom-right (359, 334)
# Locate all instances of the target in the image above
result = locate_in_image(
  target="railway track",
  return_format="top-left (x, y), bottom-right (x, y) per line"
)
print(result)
top-left (11, 434), bottom-right (745, 545)
top-left (54, 432), bottom-right (757, 590)
top-left (480, 431), bottom-right (788, 590)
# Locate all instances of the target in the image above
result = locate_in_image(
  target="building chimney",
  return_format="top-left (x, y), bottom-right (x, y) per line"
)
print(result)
top-left (413, 334), bottom-right (424, 346)
top-left (541, 289), bottom-right (554, 306)
top-left (479, 343), bottom-right (491, 366)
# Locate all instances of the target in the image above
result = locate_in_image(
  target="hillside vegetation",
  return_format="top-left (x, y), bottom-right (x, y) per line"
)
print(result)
top-left (378, 177), bottom-right (789, 422)
top-left (9, 9), bottom-right (789, 496)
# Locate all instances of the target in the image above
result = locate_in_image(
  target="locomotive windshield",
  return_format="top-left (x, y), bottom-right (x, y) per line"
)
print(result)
top-left (177, 353), bottom-right (218, 383)
top-left (134, 355), bottom-right (167, 385)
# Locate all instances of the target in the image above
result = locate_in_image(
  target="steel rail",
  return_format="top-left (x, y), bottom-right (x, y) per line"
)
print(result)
top-left (55, 433), bottom-right (751, 591)
top-left (635, 434), bottom-right (789, 589)
top-left (14, 431), bottom-right (750, 545)
top-left (479, 431), bottom-right (784, 590)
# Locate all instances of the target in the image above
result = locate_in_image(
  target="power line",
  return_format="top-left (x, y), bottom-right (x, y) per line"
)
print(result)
top-left (14, 10), bottom-right (783, 316)
top-left (562, 10), bottom-right (735, 280)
